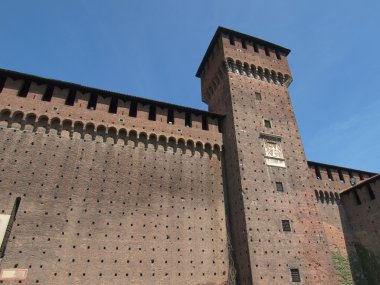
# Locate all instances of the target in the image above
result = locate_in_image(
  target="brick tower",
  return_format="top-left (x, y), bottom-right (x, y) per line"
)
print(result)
top-left (196, 27), bottom-right (338, 284)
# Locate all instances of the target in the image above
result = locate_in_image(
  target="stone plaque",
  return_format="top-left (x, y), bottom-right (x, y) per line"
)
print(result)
top-left (0, 269), bottom-right (28, 280)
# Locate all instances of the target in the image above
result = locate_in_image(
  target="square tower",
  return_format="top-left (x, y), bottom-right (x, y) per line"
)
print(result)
top-left (197, 27), bottom-right (338, 284)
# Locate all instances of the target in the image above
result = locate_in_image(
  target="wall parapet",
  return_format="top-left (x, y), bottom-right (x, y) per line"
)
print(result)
top-left (0, 108), bottom-right (222, 159)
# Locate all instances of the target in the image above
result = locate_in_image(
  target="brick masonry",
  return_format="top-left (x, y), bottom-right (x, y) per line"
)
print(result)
top-left (0, 27), bottom-right (379, 285)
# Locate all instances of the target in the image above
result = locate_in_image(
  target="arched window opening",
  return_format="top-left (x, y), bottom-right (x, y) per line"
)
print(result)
top-left (229, 35), bottom-right (235, 45)
top-left (315, 166), bottom-right (321, 180)
top-left (18, 81), bottom-right (31, 97)
top-left (327, 168), bottom-right (334, 181)
top-left (338, 170), bottom-right (345, 183)
top-left (129, 101), bottom-right (137, 117)
top-left (265, 47), bottom-right (270, 57)
top-left (242, 40), bottom-right (247, 49)
top-left (42, 85), bottom-right (54, 102)
top-left (0, 76), bottom-right (6, 93)
top-left (25, 113), bottom-right (36, 130)
top-left (65, 90), bottom-right (76, 106)
top-left (185, 112), bottom-right (192, 127)
top-left (148, 105), bottom-right (156, 121)
top-left (202, 115), bottom-right (208, 131)
top-left (108, 97), bottom-right (118, 114)
top-left (275, 50), bottom-right (281, 60)
top-left (50, 118), bottom-right (61, 134)
top-left (167, 109), bottom-right (174, 124)
top-left (253, 43), bottom-right (259, 53)
top-left (87, 94), bottom-right (98, 110)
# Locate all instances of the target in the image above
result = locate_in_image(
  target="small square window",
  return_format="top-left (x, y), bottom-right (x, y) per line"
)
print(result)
top-left (290, 268), bottom-right (301, 282)
top-left (264, 119), bottom-right (272, 128)
top-left (275, 182), bottom-right (284, 192)
top-left (282, 220), bottom-right (291, 232)
top-left (255, 92), bottom-right (262, 101)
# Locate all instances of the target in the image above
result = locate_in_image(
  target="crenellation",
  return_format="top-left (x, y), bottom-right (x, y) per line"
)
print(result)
top-left (0, 27), bottom-right (379, 285)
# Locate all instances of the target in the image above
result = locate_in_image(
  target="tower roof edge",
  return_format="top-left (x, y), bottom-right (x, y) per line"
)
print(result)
top-left (196, 26), bottom-right (291, 78)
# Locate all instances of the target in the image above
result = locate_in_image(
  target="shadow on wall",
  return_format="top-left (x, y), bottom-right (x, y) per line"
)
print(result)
top-left (0, 108), bottom-right (222, 159)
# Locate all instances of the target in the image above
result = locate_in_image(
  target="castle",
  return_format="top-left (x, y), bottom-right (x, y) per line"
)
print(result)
top-left (0, 27), bottom-right (379, 285)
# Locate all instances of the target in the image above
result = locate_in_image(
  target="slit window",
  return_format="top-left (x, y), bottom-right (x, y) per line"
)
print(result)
top-left (229, 35), bottom-right (235, 45)
top-left (87, 94), bottom-right (98, 110)
top-left (353, 190), bottom-right (361, 205)
top-left (65, 90), bottom-right (76, 106)
top-left (276, 50), bottom-right (281, 60)
top-left (327, 168), bottom-right (334, 181)
top-left (167, 109), bottom-right (174, 124)
top-left (18, 81), bottom-right (31, 97)
top-left (202, 115), bottom-right (208, 130)
top-left (255, 92), bottom-right (262, 101)
top-left (0, 197), bottom-right (21, 258)
top-left (265, 47), bottom-right (270, 56)
top-left (242, 40), bottom-right (247, 49)
top-left (290, 269), bottom-right (301, 282)
top-left (185, 112), bottom-right (192, 127)
top-left (282, 220), bottom-right (291, 232)
top-left (42, 85), bottom-right (54, 102)
top-left (148, 105), bottom-right (156, 121)
top-left (218, 118), bottom-right (223, 133)
top-left (275, 182), bottom-right (284, 192)
top-left (338, 170), bottom-right (345, 183)
top-left (367, 184), bottom-right (375, 200)
top-left (108, 97), bottom-right (118, 114)
top-left (315, 166), bottom-right (321, 180)
top-left (129, 101), bottom-right (137, 117)
top-left (253, 43), bottom-right (259, 53)
top-left (0, 76), bottom-right (6, 93)
top-left (264, 119), bottom-right (272, 128)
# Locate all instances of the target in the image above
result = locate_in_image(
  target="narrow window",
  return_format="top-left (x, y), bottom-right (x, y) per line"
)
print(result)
top-left (167, 109), bottom-right (174, 124)
top-left (65, 90), bottom-right (76, 106)
top-left (359, 173), bottom-right (364, 181)
top-left (129, 101), bottom-right (137, 117)
top-left (327, 168), bottom-right (334, 181)
top-left (353, 190), bottom-right (361, 205)
top-left (276, 50), bottom-right (281, 60)
top-left (255, 92), bottom-right (262, 101)
top-left (338, 170), bottom-right (345, 183)
top-left (229, 35), bottom-right (235, 45)
top-left (87, 94), bottom-right (98, 110)
top-left (242, 40), bottom-right (247, 49)
top-left (265, 47), bottom-right (270, 56)
top-left (202, 115), bottom-right (208, 130)
top-left (275, 182), bottom-right (284, 192)
top-left (0, 197), bottom-right (21, 258)
top-left (315, 166), bottom-right (321, 180)
top-left (253, 43), bottom-right (259, 53)
top-left (367, 184), bottom-right (375, 200)
top-left (148, 105), bottom-right (156, 121)
top-left (282, 220), bottom-right (291, 232)
top-left (185, 112), bottom-right (192, 127)
top-left (264, 119), bottom-right (271, 128)
top-left (18, 81), bottom-right (31, 97)
top-left (217, 118), bottom-right (223, 133)
top-left (290, 269), bottom-right (301, 282)
top-left (0, 76), bottom-right (6, 93)
top-left (108, 97), bottom-right (118, 114)
top-left (42, 85), bottom-right (54, 102)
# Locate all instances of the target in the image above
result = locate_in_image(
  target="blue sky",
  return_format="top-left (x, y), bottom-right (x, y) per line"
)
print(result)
top-left (1, 0), bottom-right (379, 172)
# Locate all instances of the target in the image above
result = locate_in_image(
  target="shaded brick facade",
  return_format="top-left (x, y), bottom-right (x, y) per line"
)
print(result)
top-left (0, 27), bottom-right (378, 284)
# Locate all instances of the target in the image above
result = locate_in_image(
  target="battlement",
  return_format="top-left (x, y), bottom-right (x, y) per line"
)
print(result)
top-left (195, 27), bottom-right (292, 105)
top-left (307, 161), bottom-right (376, 187)
top-left (0, 69), bottom-right (223, 147)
